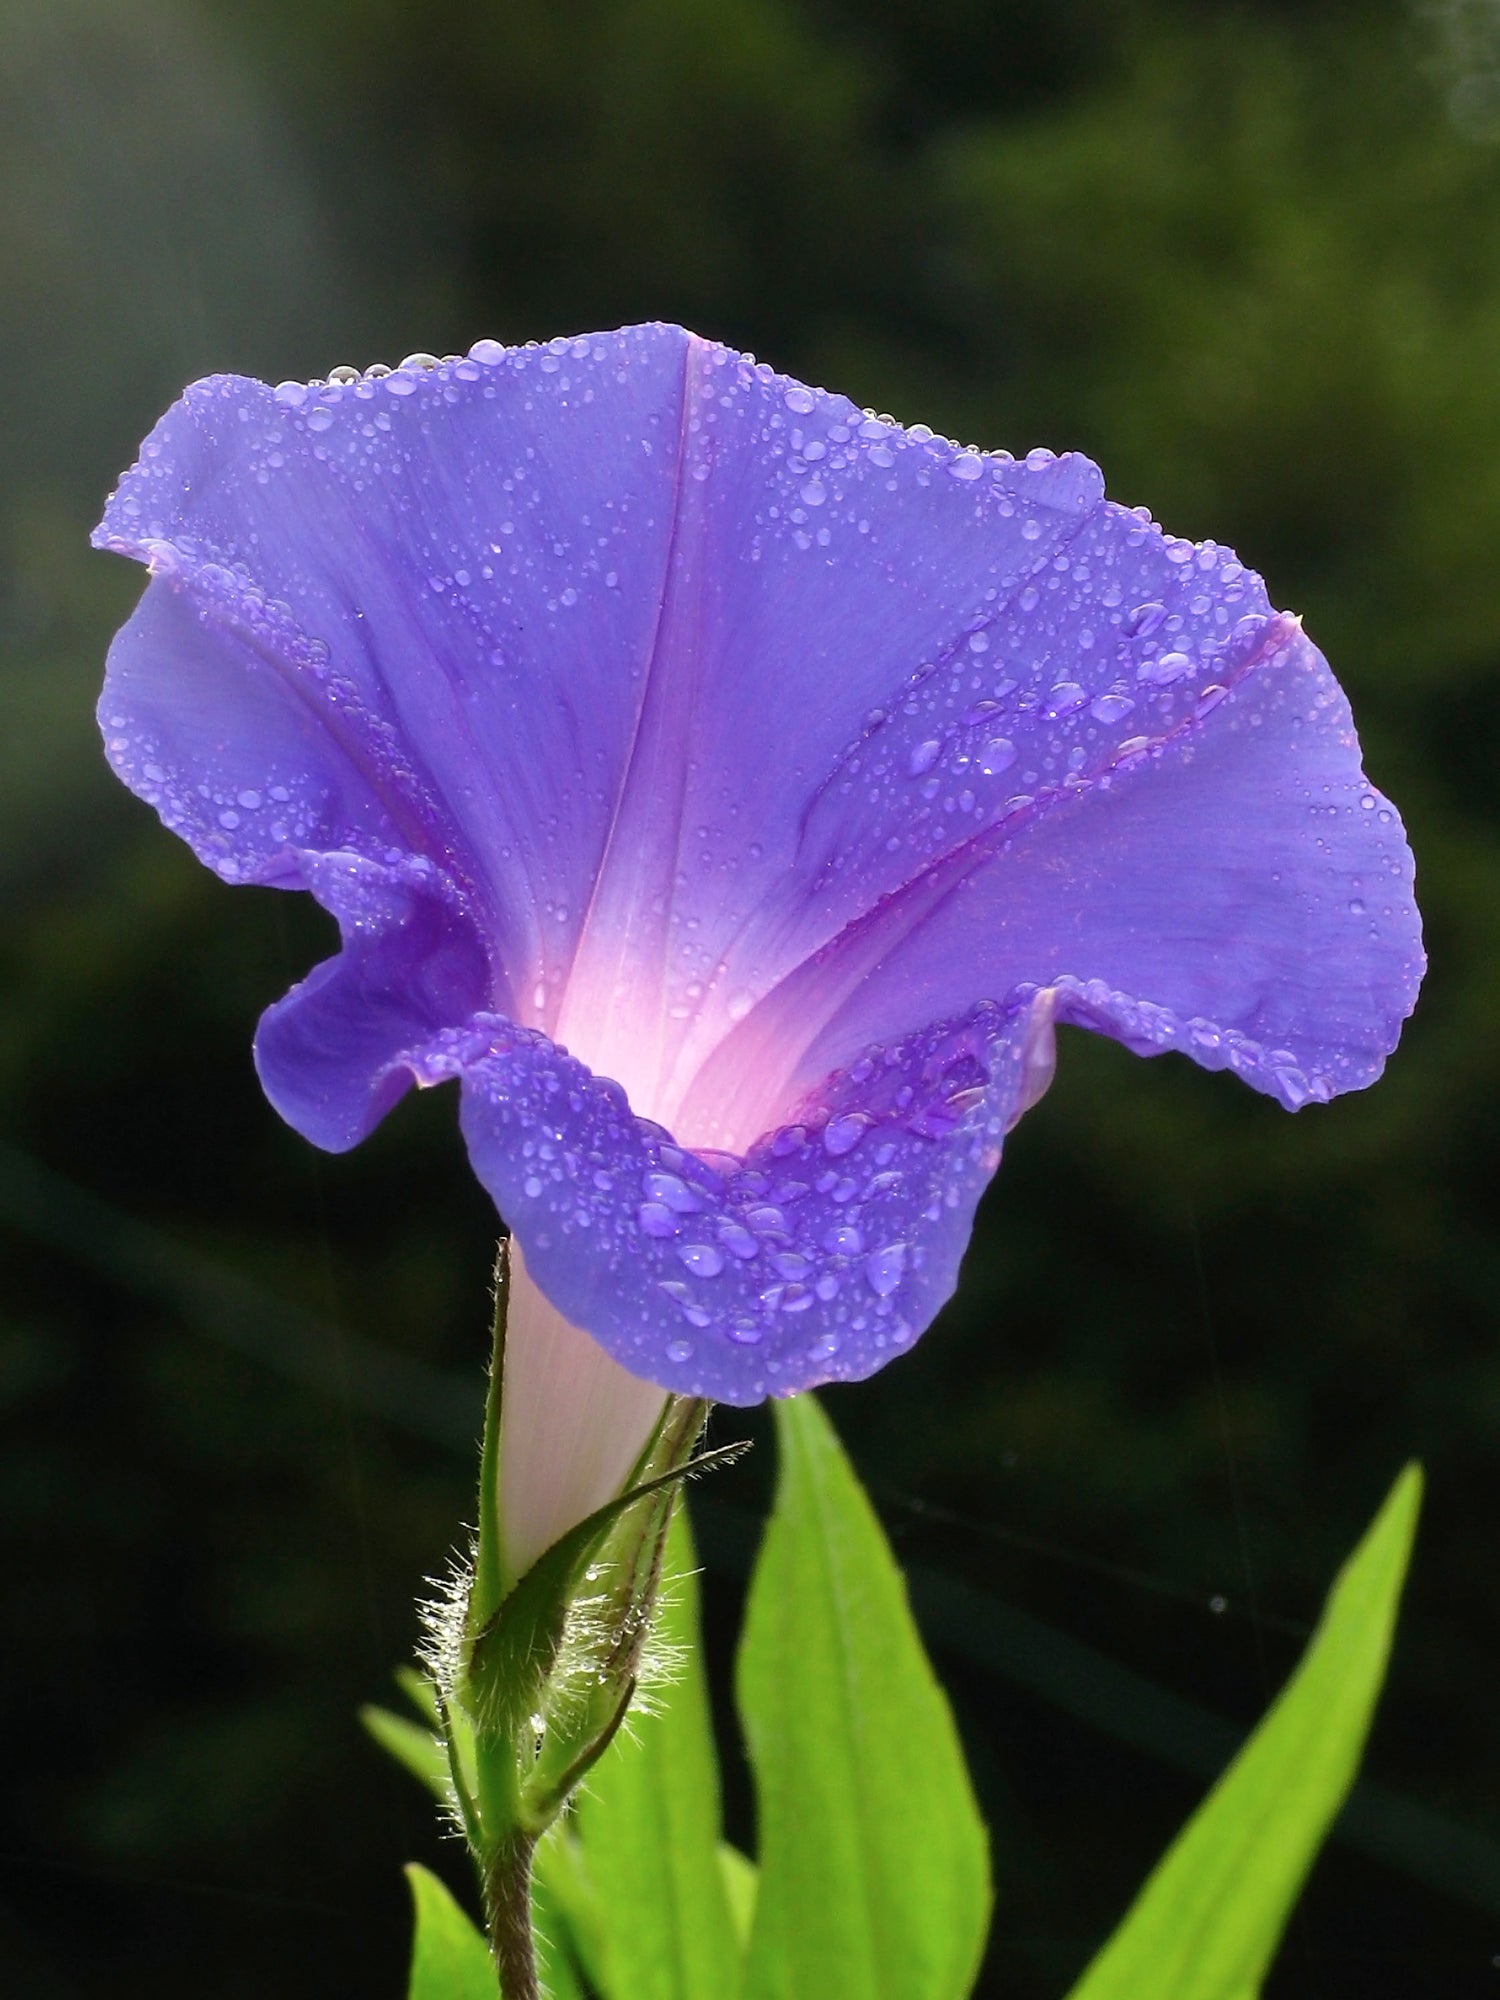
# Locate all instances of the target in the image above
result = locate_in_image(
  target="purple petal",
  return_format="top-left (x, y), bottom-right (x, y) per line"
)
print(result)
top-left (97, 330), bottom-right (702, 1021)
top-left (685, 609), bottom-right (1421, 1128)
top-left (94, 325), bottom-right (1424, 1403)
top-left (96, 569), bottom-right (405, 890)
top-left (255, 852), bottom-right (488, 1151)
top-left (391, 992), bottom-right (1055, 1404)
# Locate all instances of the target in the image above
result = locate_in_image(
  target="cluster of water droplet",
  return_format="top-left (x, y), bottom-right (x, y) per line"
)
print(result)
top-left (1047, 975), bottom-right (1335, 1111)
top-left (798, 508), bottom-right (1295, 924)
top-left (422, 994), bottom-right (1040, 1403)
top-left (94, 323), bottom-right (1422, 1381)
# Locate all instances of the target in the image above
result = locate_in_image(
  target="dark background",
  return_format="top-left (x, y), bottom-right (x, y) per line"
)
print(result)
top-left (3, 0), bottom-right (1498, 1993)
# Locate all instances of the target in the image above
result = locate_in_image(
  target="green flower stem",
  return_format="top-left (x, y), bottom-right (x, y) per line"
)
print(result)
top-left (482, 1827), bottom-right (540, 2000)
top-left (471, 1248), bottom-right (510, 1636)
top-left (455, 1241), bottom-right (727, 1986)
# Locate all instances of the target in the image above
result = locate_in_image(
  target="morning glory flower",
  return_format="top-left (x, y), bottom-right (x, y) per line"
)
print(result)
top-left (94, 324), bottom-right (1423, 1415)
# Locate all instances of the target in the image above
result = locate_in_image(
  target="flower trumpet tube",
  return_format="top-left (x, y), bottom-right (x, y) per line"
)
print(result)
top-left (94, 324), bottom-right (1423, 1418)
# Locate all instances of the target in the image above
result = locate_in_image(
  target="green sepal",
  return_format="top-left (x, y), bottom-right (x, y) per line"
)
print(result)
top-left (521, 1402), bottom-right (712, 1818)
top-left (404, 1862), bottom-right (497, 2000)
top-left (1067, 1464), bottom-right (1422, 2000)
top-left (464, 1437), bottom-right (744, 1831)
top-left (465, 1437), bottom-right (739, 1741)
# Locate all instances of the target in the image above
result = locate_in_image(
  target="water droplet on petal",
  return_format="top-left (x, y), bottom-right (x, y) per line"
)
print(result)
top-left (822, 1112), bottom-right (873, 1157)
top-left (1090, 692), bottom-right (1135, 723)
top-left (643, 1171), bottom-right (703, 1212)
top-left (979, 736), bottom-right (1017, 777)
top-left (678, 1242), bottom-right (725, 1277)
top-left (865, 1243), bottom-right (908, 1297)
top-left (1044, 681), bottom-right (1087, 718)
top-left (1125, 601), bottom-right (1166, 639)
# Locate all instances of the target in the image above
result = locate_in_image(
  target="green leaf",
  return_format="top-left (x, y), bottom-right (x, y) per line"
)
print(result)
top-left (718, 1844), bottom-right (758, 1948)
top-left (1067, 1464), bottom-right (1422, 2000)
top-left (404, 1862), bottom-right (497, 2000)
top-left (362, 1705), bottom-right (450, 1804)
top-left (574, 1499), bottom-right (743, 2000)
top-left (531, 1836), bottom-right (590, 2000)
top-left (534, 1823), bottom-right (609, 1997)
top-left (736, 1394), bottom-right (990, 2000)
top-left (397, 1662), bottom-right (443, 1726)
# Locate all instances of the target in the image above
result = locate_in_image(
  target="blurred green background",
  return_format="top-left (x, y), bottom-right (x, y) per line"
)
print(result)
top-left (2, 0), bottom-right (1498, 1993)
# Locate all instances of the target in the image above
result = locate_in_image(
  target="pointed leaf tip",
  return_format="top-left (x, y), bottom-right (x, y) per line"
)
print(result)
top-left (1067, 1462), bottom-right (1422, 2000)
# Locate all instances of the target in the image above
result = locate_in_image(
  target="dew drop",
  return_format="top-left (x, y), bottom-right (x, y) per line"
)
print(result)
top-left (1044, 681), bottom-right (1087, 718)
top-left (1090, 692), bottom-right (1135, 724)
top-left (718, 1221), bottom-right (760, 1260)
top-left (865, 1243), bottom-right (908, 1297)
top-left (784, 386), bottom-right (817, 414)
top-left (979, 736), bottom-right (1017, 777)
top-left (642, 1171), bottom-right (702, 1212)
top-left (822, 1111), bottom-right (873, 1156)
top-left (678, 1242), bottom-right (725, 1278)
top-left (908, 738), bottom-right (942, 777)
top-left (1141, 650), bottom-right (1192, 686)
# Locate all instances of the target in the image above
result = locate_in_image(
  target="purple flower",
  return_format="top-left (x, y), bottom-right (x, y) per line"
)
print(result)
top-left (94, 324), bottom-right (1423, 1409)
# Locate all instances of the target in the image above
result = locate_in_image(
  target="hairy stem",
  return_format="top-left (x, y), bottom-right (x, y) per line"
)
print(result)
top-left (483, 1827), bottom-right (539, 2000)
